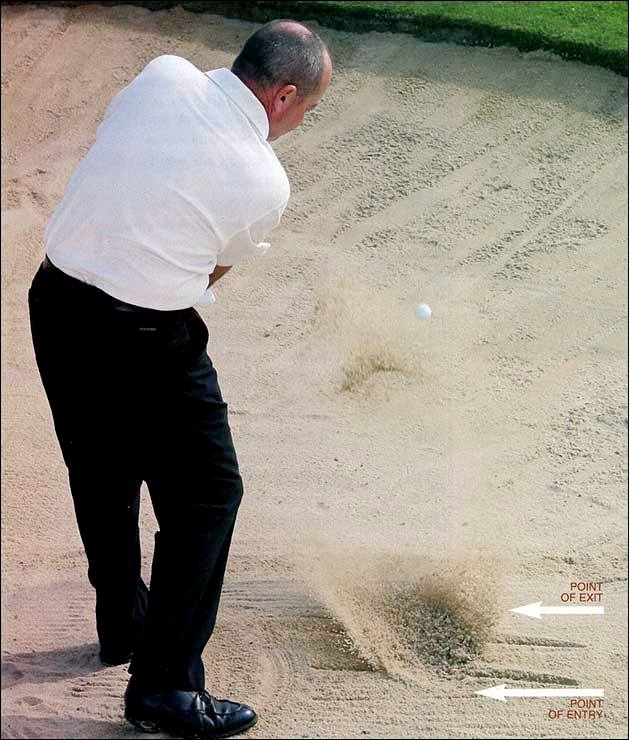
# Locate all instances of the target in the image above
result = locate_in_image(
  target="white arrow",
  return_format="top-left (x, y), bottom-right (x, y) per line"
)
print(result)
top-left (476, 685), bottom-right (605, 702)
top-left (511, 601), bottom-right (604, 619)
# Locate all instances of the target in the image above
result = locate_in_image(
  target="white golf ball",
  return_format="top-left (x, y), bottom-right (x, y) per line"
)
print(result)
top-left (415, 303), bottom-right (432, 320)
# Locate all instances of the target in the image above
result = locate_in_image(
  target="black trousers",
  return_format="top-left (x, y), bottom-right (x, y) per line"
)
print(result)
top-left (28, 257), bottom-right (244, 691)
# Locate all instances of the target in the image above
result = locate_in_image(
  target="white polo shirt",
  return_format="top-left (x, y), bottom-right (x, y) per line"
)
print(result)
top-left (45, 55), bottom-right (291, 310)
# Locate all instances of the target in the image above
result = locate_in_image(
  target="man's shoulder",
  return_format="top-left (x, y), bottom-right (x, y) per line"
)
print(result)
top-left (141, 54), bottom-right (201, 82)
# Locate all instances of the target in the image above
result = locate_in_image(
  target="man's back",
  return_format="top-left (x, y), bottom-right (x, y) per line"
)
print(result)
top-left (45, 55), bottom-right (290, 310)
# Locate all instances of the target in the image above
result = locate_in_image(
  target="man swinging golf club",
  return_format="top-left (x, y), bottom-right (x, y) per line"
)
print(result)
top-left (28, 19), bottom-right (332, 738)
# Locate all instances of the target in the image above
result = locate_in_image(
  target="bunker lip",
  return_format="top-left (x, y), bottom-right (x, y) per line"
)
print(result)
top-left (2, 0), bottom-right (626, 75)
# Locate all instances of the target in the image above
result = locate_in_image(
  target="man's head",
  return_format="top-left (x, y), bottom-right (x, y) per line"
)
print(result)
top-left (231, 19), bottom-right (332, 141)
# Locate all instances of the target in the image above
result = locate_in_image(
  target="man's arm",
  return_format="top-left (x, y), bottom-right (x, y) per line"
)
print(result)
top-left (208, 264), bottom-right (232, 287)
top-left (215, 203), bottom-right (286, 269)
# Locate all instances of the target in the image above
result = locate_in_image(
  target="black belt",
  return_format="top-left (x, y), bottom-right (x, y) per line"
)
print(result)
top-left (40, 255), bottom-right (174, 315)
top-left (41, 255), bottom-right (150, 313)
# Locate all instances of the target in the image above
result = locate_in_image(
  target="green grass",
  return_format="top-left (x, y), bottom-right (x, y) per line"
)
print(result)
top-left (316, 1), bottom-right (628, 54)
top-left (192, 0), bottom-right (629, 75)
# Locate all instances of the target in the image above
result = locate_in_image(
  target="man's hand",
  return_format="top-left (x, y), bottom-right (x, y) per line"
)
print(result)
top-left (208, 264), bottom-right (232, 287)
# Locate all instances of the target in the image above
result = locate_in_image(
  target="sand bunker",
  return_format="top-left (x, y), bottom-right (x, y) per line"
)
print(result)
top-left (2, 3), bottom-right (627, 739)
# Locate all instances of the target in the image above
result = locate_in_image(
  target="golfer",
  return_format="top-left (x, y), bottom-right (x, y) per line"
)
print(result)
top-left (28, 19), bottom-right (332, 738)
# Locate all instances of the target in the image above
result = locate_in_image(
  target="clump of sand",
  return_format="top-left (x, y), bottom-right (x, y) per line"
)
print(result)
top-left (313, 273), bottom-right (424, 395)
top-left (306, 547), bottom-right (500, 680)
top-left (341, 335), bottom-right (415, 392)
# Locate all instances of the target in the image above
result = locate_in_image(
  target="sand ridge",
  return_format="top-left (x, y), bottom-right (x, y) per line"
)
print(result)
top-left (2, 3), bottom-right (627, 738)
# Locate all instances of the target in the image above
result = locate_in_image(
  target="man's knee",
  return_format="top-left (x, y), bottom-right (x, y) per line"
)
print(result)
top-left (203, 470), bottom-right (244, 512)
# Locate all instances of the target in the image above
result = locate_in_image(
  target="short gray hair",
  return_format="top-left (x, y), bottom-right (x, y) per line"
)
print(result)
top-left (232, 19), bottom-right (328, 99)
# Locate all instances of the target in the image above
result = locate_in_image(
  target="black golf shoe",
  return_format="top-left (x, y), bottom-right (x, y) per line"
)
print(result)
top-left (124, 679), bottom-right (257, 738)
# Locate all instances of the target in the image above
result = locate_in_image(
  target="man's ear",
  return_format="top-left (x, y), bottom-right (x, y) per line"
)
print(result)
top-left (275, 84), bottom-right (297, 110)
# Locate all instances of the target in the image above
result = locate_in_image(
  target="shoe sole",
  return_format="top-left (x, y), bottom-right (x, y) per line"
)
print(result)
top-left (125, 712), bottom-right (258, 739)
top-left (100, 650), bottom-right (132, 667)
top-left (101, 657), bottom-right (131, 667)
